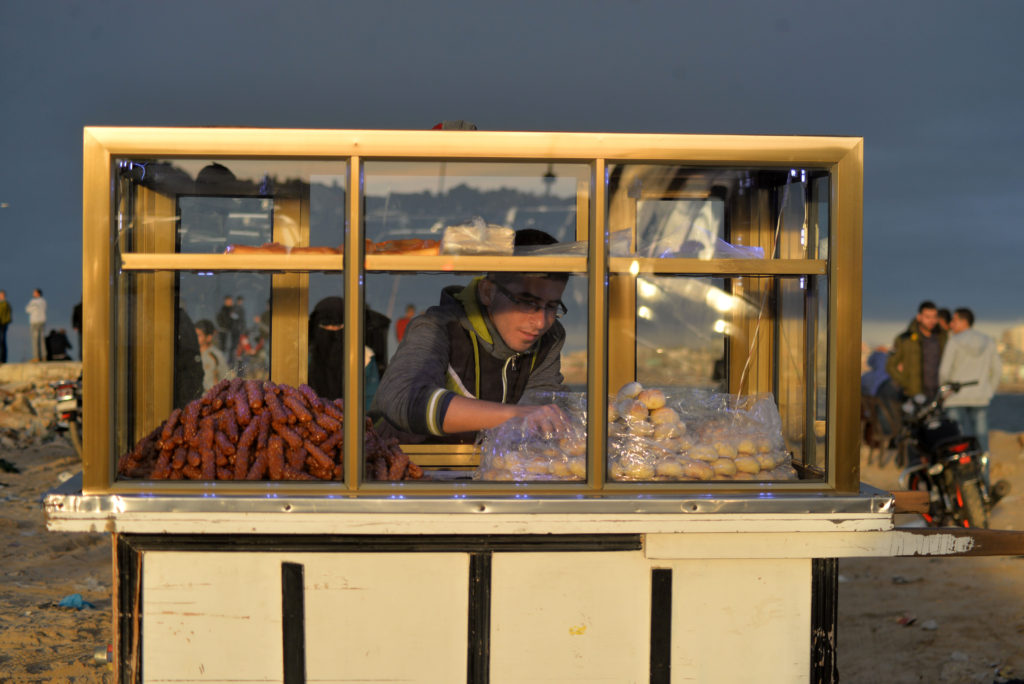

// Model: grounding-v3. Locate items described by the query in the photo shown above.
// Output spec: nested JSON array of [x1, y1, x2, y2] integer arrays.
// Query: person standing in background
[[886, 300, 947, 399], [25, 288, 47, 362], [194, 319, 229, 391], [939, 308, 1002, 480], [215, 295, 236, 361], [72, 300, 83, 360], [0, 290, 11, 363], [395, 303, 416, 343]]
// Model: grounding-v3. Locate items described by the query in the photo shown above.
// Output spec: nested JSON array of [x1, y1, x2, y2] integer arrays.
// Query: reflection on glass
[[636, 276, 730, 389], [607, 165, 830, 260], [363, 161, 587, 248], [307, 274, 390, 410], [177, 273, 272, 387], [115, 158, 346, 252], [614, 274, 823, 482]]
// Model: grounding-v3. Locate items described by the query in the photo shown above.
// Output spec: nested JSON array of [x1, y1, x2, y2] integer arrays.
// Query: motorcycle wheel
[[68, 421, 83, 461], [953, 476, 989, 529]]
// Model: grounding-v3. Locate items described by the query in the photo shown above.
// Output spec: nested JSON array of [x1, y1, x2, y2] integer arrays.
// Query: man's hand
[[517, 403, 570, 439]]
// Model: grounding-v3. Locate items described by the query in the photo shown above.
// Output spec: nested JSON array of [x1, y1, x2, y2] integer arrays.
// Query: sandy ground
[[0, 434, 1022, 682], [839, 430, 1024, 684], [0, 443, 112, 683]]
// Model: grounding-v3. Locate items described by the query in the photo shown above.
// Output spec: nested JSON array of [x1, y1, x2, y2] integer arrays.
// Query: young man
[[939, 307, 1002, 458], [371, 231, 568, 444], [194, 319, 229, 391], [886, 300, 947, 399]]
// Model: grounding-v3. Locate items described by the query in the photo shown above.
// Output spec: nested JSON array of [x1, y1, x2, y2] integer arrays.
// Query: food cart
[[44, 127, 975, 682]]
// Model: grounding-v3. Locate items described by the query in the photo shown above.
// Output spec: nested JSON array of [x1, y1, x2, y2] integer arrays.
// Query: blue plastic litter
[[57, 593, 96, 610]]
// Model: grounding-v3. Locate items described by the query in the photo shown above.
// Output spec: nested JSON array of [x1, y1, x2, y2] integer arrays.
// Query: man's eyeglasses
[[489, 279, 567, 319]]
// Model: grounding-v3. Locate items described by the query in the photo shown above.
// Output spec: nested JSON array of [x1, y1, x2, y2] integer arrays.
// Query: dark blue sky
[[2, 0, 1023, 356]]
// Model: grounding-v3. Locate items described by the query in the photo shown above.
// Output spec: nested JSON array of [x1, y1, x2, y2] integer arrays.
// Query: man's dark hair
[[195, 319, 216, 336], [490, 228, 569, 285], [34, 288, 43, 296], [918, 300, 937, 313], [954, 307, 975, 327], [937, 308, 951, 325]]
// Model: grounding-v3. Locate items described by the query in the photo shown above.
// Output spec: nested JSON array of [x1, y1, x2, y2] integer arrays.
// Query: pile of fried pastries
[[117, 379, 422, 482]]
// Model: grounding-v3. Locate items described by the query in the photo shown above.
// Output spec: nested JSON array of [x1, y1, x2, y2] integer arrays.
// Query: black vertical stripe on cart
[[810, 558, 838, 684], [281, 562, 307, 684], [467, 552, 492, 683], [649, 568, 672, 684], [116, 534, 143, 684]]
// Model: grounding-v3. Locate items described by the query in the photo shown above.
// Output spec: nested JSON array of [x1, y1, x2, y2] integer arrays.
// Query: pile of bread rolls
[[475, 383, 797, 483], [608, 381, 797, 481], [475, 425, 587, 481]]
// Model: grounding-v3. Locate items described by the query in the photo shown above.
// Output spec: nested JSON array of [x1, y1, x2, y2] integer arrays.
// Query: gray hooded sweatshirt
[[938, 327, 1002, 407]]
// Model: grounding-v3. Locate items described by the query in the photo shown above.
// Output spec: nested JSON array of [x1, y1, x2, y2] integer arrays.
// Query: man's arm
[[988, 340, 1003, 390], [442, 396, 567, 435], [885, 336, 907, 388]]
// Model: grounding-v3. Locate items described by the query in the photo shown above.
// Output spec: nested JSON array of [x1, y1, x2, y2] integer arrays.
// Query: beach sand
[[0, 434, 1022, 682]]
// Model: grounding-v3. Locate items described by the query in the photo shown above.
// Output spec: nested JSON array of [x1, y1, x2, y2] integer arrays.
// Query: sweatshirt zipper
[[502, 354, 521, 403]]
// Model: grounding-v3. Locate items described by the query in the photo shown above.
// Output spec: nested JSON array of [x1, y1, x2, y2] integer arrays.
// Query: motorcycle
[[51, 377, 82, 459], [896, 381, 1010, 528]]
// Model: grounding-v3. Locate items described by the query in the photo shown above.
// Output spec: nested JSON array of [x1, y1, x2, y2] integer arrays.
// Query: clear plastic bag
[[440, 217, 515, 255], [607, 383, 796, 482], [474, 390, 588, 481], [511, 229, 634, 257], [473, 386, 796, 482]]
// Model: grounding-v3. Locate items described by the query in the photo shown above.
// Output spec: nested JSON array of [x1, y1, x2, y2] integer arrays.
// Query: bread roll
[[690, 445, 717, 462], [714, 441, 737, 459], [734, 455, 760, 474], [568, 458, 586, 479], [628, 420, 655, 438], [682, 459, 714, 480], [626, 461, 656, 480], [637, 389, 666, 410], [616, 381, 644, 400], [655, 459, 684, 479], [649, 407, 680, 425], [616, 398, 649, 423], [653, 421, 682, 441], [711, 458, 738, 477]]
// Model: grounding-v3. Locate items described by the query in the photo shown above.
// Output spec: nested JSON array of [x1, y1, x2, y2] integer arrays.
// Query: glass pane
[[363, 161, 588, 252], [115, 158, 347, 253], [607, 165, 830, 259], [367, 269, 587, 483], [608, 275, 818, 483], [307, 272, 388, 411]]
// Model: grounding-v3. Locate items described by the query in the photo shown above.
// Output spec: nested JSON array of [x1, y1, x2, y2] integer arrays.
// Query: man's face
[[479, 276, 567, 353], [917, 308, 938, 333], [950, 313, 970, 334]]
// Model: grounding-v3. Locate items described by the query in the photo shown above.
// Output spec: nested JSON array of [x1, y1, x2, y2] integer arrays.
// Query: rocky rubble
[[0, 362, 81, 450]]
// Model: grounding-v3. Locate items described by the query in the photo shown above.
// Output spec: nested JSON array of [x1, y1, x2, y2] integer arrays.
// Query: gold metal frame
[[82, 128, 862, 494]]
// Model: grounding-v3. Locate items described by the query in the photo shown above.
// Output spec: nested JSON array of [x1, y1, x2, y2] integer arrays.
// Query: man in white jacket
[[938, 308, 1001, 466]]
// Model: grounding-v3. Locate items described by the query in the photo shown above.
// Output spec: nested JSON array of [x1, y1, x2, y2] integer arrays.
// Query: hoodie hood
[[953, 328, 993, 356]]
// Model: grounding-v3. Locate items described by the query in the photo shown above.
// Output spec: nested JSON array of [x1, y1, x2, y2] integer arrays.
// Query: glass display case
[[81, 128, 862, 495]]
